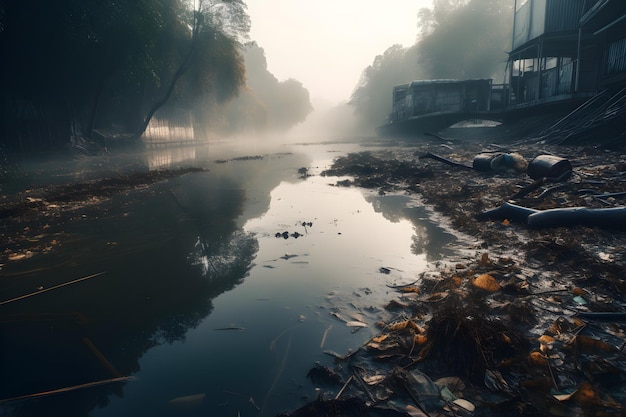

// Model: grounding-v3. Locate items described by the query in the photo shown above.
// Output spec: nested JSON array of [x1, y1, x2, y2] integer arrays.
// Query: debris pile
[[283, 252, 626, 417], [300, 138, 626, 416]]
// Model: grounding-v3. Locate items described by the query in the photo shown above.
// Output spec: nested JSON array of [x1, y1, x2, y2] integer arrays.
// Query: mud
[[0, 167, 205, 263]]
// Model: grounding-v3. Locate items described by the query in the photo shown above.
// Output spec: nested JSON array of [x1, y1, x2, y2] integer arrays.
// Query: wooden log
[[0, 376, 134, 404], [82, 337, 123, 378], [0, 272, 105, 306]]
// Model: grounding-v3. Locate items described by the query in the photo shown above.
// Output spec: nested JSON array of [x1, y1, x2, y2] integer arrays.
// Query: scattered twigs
[[513, 170, 572, 199], [513, 177, 546, 199], [334, 375, 354, 400], [350, 366, 376, 404], [0, 376, 134, 404], [546, 356, 560, 392], [320, 324, 332, 349], [418, 152, 473, 170], [0, 272, 106, 307], [535, 184, 570, 200], [386, 276, 421, 289]]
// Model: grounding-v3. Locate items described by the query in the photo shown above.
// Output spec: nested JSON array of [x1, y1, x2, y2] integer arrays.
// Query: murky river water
[[0, 138, 458, 417]]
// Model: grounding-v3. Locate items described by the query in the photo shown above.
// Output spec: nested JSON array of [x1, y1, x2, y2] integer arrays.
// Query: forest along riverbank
[[280, 135, 626, 416]]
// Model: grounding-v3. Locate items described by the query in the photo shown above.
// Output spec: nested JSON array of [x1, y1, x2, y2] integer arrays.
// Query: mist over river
[[0, 138, 458, 417]]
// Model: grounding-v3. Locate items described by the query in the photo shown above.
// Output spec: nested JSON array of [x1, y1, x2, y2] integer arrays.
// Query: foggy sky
[[245, 0, 433, 105]]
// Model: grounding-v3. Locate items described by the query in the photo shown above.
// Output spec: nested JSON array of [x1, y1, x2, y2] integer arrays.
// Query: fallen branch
[[418, 152, 473, 170], [0, 376, 134, 404], [334, 375, 354, 400], [0, 272, 106, 306]]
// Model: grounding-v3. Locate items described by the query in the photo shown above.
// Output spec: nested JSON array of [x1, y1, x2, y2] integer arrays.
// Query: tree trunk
[[134, 8, 203, 139]]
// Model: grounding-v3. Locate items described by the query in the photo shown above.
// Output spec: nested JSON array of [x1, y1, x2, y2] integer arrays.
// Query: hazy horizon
[[245, 0, 433, 105]]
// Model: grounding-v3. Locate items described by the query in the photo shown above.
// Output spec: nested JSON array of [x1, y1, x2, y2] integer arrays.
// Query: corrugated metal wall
[[545, 0, 587, 32], [513, 0, 593, 50]]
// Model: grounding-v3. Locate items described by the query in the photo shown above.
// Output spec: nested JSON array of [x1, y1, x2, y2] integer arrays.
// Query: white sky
[[245, 0, 433, 105]]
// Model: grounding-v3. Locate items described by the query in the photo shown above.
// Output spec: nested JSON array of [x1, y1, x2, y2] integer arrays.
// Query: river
[[0, 138, 458, 417]]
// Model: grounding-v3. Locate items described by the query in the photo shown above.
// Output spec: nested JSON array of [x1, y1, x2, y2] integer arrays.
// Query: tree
[[213, 42, 313, 135], [136, 0, 250, 139], [350, 44, 424, 129], [349, 0, 512, 129], [0, 0, 249, 151]]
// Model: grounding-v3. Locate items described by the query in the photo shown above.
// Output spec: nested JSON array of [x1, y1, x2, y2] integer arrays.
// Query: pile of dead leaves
[[283, 252, 626, 417]]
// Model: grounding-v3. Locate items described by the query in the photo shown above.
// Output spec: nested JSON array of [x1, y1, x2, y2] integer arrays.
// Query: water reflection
[[0, 141, 460, 417], [146, 145, 197, 170], [365, 194, 457, 261], [0, 145, 310, 417]]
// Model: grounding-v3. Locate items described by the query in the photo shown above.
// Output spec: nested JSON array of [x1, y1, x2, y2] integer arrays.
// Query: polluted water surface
[[0, 141, 457, 417]]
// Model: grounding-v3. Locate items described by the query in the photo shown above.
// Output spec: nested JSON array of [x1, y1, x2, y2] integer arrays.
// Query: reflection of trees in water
[[410, 223, 431, 258], [366, 194, 455, 261], [192, 230, 259, 281], [3, 181, 260, 417]]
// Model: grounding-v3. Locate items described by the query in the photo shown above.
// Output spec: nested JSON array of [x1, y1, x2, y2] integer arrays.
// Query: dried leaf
[[434, 376, 466, 392], [346, 321, 368, 328], [479, 252, 491, 266], [569, 335, 615, 353], [8, 253, 28, 261], [553, 382, 598, 405], [400, 286, 420, 294], [362, 374, 386, 385], [472, 274, 500, 292], [572, 287, 586, 296], [372, 334, 389, 343], [538, 335, 555, 345], [405, 404, 428, 417], [414, 334, 428, 345], [387, 320, 423, 332], [453, 398, 475, 412], [528, 351, 548, 367], [419, 291, 449, 303]]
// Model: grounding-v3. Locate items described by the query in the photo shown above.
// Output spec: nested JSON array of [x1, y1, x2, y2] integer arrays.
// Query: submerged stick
[[0, 376, 134, 404], [82, 337, 123, 378], [320, 324, 333, 349], [335, 375, 354, 400], [0, 272, 106, 306]]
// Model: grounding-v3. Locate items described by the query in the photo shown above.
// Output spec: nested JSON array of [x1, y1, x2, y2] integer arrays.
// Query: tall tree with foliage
[[212, 42, 313, 135], [0, 0, 249, 151]]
